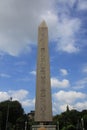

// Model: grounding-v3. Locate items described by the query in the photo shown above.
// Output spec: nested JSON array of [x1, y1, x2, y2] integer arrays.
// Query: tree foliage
[[0, 100, 24, 130], [53, 109, 87, 130]]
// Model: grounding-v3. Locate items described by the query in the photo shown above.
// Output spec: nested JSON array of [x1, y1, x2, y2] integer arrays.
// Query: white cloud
[[53, 90, 86, 104], [59, 104, 73, 112], [30, 71, 36, 76], [15, 61, 27, 66], [8, 89, 29, 100], [60, 69, 68, 76], [41, 10, 81, 53], [0, 73, 11, 78], [0, 0, 53, 56], [82, 65, 87, 73], [0, 0, 82, 56], [51, 77, 70, 88], [52, 90, 87, 114], [53, 0, 81, 53], [0, 92, 9, 101], [56, 0, 76, 5], [56, 18, 80, 53], [75, 101, 87, 111], [77, 0, 87, 10], [78, 77, 87, 85], [56, 0, 87, 11], [74, 77, 87, 89], [22, 99, 35, 107]]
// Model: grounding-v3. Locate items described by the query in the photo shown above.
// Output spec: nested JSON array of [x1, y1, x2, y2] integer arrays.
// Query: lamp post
[[25, 121, 27, 130], [81, 118, 84, 130], [5, 97, 12, 130], [57, 121, 59, 130]]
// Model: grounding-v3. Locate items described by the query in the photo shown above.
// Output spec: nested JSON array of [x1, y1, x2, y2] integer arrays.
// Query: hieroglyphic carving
[[35, 21, 52, 122], [39, 45, 46, 116], [39, 28, 47, 45]]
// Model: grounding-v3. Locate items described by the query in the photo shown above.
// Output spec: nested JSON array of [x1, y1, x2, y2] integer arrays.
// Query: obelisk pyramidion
[[35, 20, 52, 122]]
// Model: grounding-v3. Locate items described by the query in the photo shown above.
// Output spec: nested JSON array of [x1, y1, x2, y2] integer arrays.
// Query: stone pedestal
[[38, 126, 46, 130], [32, 124, 56, 130]]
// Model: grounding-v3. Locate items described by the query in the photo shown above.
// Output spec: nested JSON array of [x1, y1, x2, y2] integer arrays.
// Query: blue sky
[[0, 0, 87, 115]]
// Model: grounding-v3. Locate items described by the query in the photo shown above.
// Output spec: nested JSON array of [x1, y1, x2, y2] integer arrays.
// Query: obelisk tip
[[39, 20, 47, 27]]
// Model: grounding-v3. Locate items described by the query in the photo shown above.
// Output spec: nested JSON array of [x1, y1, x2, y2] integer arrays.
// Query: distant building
[[28, 111, 35, 120]]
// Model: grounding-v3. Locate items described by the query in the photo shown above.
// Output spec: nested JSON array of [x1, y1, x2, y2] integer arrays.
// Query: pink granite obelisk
[[35, 21, 52, 122]]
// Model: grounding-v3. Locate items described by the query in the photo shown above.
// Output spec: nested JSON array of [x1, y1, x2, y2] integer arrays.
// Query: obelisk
[[35, 20, 52, 122]]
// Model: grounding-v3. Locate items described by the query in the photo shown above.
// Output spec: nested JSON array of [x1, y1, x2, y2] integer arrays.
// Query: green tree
[[8, 100, 24, 125], [0, 111, 2, 130], [53, 109, 80, 130], [83, 114, 87, 129], [61, 126, 67, 130], [0, 100, 24, 130], [80, 110, 87, 129], [67, 124, 76, 130]]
